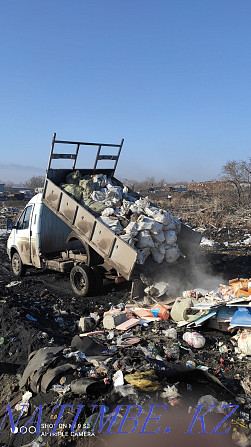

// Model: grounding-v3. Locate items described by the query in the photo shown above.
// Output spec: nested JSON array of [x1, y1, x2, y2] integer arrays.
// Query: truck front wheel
[[11, 252, 27, 277], [70, 264, 94, 297]]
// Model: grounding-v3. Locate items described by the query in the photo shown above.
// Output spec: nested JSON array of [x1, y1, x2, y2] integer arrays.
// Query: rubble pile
[[61, 172, 182, 265]]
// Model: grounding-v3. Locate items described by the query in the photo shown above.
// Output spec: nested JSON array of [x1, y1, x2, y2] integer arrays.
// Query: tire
[[70, 264, 95, 297], [11, 252, 27, 277]]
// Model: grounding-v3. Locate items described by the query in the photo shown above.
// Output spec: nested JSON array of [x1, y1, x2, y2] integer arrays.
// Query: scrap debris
[[0, 198, 251, 446]]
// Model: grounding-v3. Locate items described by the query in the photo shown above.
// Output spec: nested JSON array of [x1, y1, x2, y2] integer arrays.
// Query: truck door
[[15, 205, 33, 265]]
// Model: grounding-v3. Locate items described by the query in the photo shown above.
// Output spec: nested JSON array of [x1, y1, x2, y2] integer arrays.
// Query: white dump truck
[[7, 133, 201, 297]]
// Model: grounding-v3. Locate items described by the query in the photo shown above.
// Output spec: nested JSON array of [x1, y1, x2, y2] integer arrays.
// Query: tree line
[[2, 157, 250, 206]]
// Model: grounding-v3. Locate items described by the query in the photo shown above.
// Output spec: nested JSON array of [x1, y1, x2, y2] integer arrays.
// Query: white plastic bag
[[238, 332, 251, 355], [134, 197, 150, 209], [162, 328, 177, 339], [164, 230, 177, 246], [120, 234, 137, 247], [106, 183, 123, 199], [165, 245, 180, 263], [150, 209, 172, 225], [137, 216, 163, 235], [91, 190, 106, 202], [101, 207, 115, 217], [124, 221, 138, 237], [129, 204, 141, 214], [136, 230, 155, 249], [152, 230, 165, 243], [100, 216, 122, 234], [166, 219, 175, 230], [136, 247, 151, 264], [120, 199, 131, 214], [144, 206, 159, 217], [183, 332, 205, 348], [92, 174, 108, 187], [150, 247, 165, 263], [136, 216, 155, 231]]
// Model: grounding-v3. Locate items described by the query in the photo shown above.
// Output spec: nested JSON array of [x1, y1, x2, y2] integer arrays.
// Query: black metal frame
[[46, 132, 124, 175]]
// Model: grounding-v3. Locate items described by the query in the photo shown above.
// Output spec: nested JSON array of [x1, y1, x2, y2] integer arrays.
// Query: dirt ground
[[0, 196, 250, 447]]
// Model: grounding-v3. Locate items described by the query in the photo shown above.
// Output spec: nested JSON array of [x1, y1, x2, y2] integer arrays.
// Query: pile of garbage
[[0, 274, 248, 446], [61, 171, 182, 265], [177, 278, 251, 334]]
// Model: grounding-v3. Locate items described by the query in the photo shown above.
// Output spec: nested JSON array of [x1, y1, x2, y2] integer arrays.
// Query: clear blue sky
[[0, 0, 250, 184]]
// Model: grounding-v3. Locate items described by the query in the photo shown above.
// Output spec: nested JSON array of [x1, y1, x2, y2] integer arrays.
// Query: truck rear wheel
[[11, 252, 27, 277], [70, 264, 94, 297]]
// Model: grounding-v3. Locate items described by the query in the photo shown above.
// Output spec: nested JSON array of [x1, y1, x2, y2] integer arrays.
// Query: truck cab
[[7, 193, 76, 276]]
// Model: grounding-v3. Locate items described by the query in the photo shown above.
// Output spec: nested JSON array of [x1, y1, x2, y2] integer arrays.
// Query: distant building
[[0, 184, 5, 193]]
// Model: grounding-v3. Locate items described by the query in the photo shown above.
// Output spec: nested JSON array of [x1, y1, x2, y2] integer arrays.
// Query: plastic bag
[[183, 332, 205, 348], [113, 370, 124, 387], [134, 197, 150, 209], [79, 178, 97, 198], [120, 234, 137, 247], [161, 385, 179, 400], [150, 209, 172, 225], [136, 230, 155, 249], [162, 328, 177, 339], [136, 216, 155, 231], [91, 190, 106, 202], [130, 204, 141, 214], [144, 206, 159, 217], [101, 207, 115, 217], [61, 184, 83, 202], [120, 199, 131, 215], [164, 230, 177, 246], [115, 384, 138, 397], [152, 230, 165, 243], [136, 247, 151, 264], [137, 216, 163, 234], [82, 198, 106, 215], [92, 174, 108, 187], [100, 217, 122, 233], [124, 221, 138, 237], [66, 170, 81, 185], [165, 217, 181, 233], [165, 245, 180, 263], [238, 332, 251, 355], [150, 246, 165, 263], [106, 183, 123, 200], [104, 198, 121, 208], [124, 370, 160, 392]]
